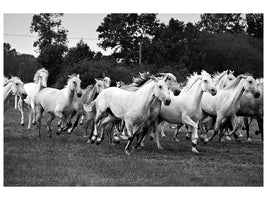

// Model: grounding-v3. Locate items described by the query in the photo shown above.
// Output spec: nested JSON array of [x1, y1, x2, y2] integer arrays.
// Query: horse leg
[[79, 115, 85, 125], [54, 111, 66, 135], [243, 117, 251, 142], [182, 114, 199, 153], [27, 106, 33, 130], [46, 113, 55, 138], [134, 121, 154, 149], [31, 101, 37, 125], [198, 113, 209, 142], [227, 116, 241, 142], [206, 115, 224, 143], [256, 117, 263, 141], [36, 105, 44, 138], [66, 110, 79, 134], [18, 98, 25, 126], [173, 123, 183, 141], [124, 122, 135, 155], [96, 115, 117, 145], [155, 121, 164, 150]]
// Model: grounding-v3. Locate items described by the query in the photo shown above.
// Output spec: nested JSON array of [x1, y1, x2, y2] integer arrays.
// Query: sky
[[4, 14, 200, 57]]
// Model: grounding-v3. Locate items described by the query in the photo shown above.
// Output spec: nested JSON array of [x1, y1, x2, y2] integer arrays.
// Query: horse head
[[201, 71, 217, 96], [151, 76, 171, 106], [68, 74, 82, 97], [10, 77, 27, 99]]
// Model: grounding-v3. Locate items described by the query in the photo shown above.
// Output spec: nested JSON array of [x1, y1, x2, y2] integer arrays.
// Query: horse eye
[[204, 80, 208, 83], [229, 78, 232, 81], [15, 83, 19, 85], [249, 81, 253, 84], [159, 85, 162, 89]]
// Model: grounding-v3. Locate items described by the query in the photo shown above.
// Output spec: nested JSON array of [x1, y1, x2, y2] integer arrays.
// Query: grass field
[[4, 101, 263, 186]]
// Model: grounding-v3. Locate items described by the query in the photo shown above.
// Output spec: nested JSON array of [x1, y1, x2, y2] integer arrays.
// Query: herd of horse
[[3, 68, 263, 155]]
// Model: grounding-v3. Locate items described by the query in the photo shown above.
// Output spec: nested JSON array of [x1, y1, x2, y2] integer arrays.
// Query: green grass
[[4, 102, 263, 186]]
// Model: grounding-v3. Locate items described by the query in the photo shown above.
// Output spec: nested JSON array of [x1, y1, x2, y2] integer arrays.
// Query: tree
[[246, 14, 263, 39], [64, 40, 95, 67], [30, 13, 68, 85], [199, 14, 245, 33], [97, 14, 160, 63]]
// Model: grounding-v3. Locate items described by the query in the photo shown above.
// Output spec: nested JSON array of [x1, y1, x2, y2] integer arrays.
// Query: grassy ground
[[4, 101, 263, 186]]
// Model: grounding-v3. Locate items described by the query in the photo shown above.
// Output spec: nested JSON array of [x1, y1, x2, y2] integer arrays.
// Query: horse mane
[[182, 72, 202, 92], [132, 72, 152, 87], [223, 74, 248, 90], [33, 68, 49, 83], [213, 70, 228, 86]]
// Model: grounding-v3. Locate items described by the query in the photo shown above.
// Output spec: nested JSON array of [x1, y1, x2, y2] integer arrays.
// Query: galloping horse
[[4, 76, 27, 111], [154, 70, 217, 153], [34, 74, 82, 138], [200, 74, 260, 143], [236, 77, 263, 141], [66, 78, 107, 134], [17, 68, 49, 128], [89, 76, 172, 155]]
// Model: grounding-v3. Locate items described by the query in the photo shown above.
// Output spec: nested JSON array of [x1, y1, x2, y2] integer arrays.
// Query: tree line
[[4, 13, 263, 88]]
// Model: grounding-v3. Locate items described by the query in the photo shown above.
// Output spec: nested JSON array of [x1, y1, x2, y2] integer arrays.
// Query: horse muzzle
[[173, 89, 181, 96], [211, 88, 217, 96], [21, 93, 27, 99], [254, 91, 260, 98], [77, 92, 82, 98], [164, 99, 171, 106]]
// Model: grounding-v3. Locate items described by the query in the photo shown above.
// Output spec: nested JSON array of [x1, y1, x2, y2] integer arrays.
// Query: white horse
[[35, 74, 82, 138], [65, 78, 107, 134], [200, 74, 260, 143], [4, 77, 27, 111], [234, 77, 263, 141], [161, 70, 236, 140], [90, 76, 171, 155], [16, 68, 49, 128], [154, 70, 217, 153], [4, 76, 9, 86]]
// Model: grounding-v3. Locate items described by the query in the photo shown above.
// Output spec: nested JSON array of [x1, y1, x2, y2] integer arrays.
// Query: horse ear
[[164, 75, 169, 82], [227, 70, 230, 75], [68, 75, 72, 78], [95, 78, 99, 82], [103, 73, 106, 78], [150, 75, 158, 81], [77, 74, 80, 78]]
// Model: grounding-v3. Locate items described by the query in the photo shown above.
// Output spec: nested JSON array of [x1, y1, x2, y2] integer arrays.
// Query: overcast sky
[[4, 14, 200, 57]]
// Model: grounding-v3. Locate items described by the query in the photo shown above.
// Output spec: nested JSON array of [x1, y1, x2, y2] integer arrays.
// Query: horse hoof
[[21, 123, 25, 126], [56, 128, 61, 135], [67, 129, 72, 134], [32, 121, 36, 125], [239, 133, 244, 138], [174, 138, 180, 142], [235, 139, 241, 143], [158, 146, 164, 150], [247, 138, 252, 142], [125, 150, 131, 155], [186, 134, 190, 140], [204, 139, 209, 144], [225, 136, 232, 141], [255, 130, 260, 135], [79, 121, 84, 125], [192, 147, 199, 154]]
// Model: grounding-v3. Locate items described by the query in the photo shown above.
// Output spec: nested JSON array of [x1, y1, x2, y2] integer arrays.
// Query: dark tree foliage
[[4, 43, 38, 82], [199, 14, 245, 33], [246, 14, 263, 39], [30, 13, 68, 86], [64, 40, 95, 68], [97, 14, 160, 63]]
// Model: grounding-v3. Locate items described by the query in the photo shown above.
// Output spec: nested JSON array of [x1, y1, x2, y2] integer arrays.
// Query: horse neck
[[4, 82, 13, 104], [229, 79, 246, 106], [86, 84, 98, 102], [216, 76, 227, 89], [36, 78, 43, 91], [63, 84, 75, 102], [135, 81, 157, 110], [186, 80, 204, 108]]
